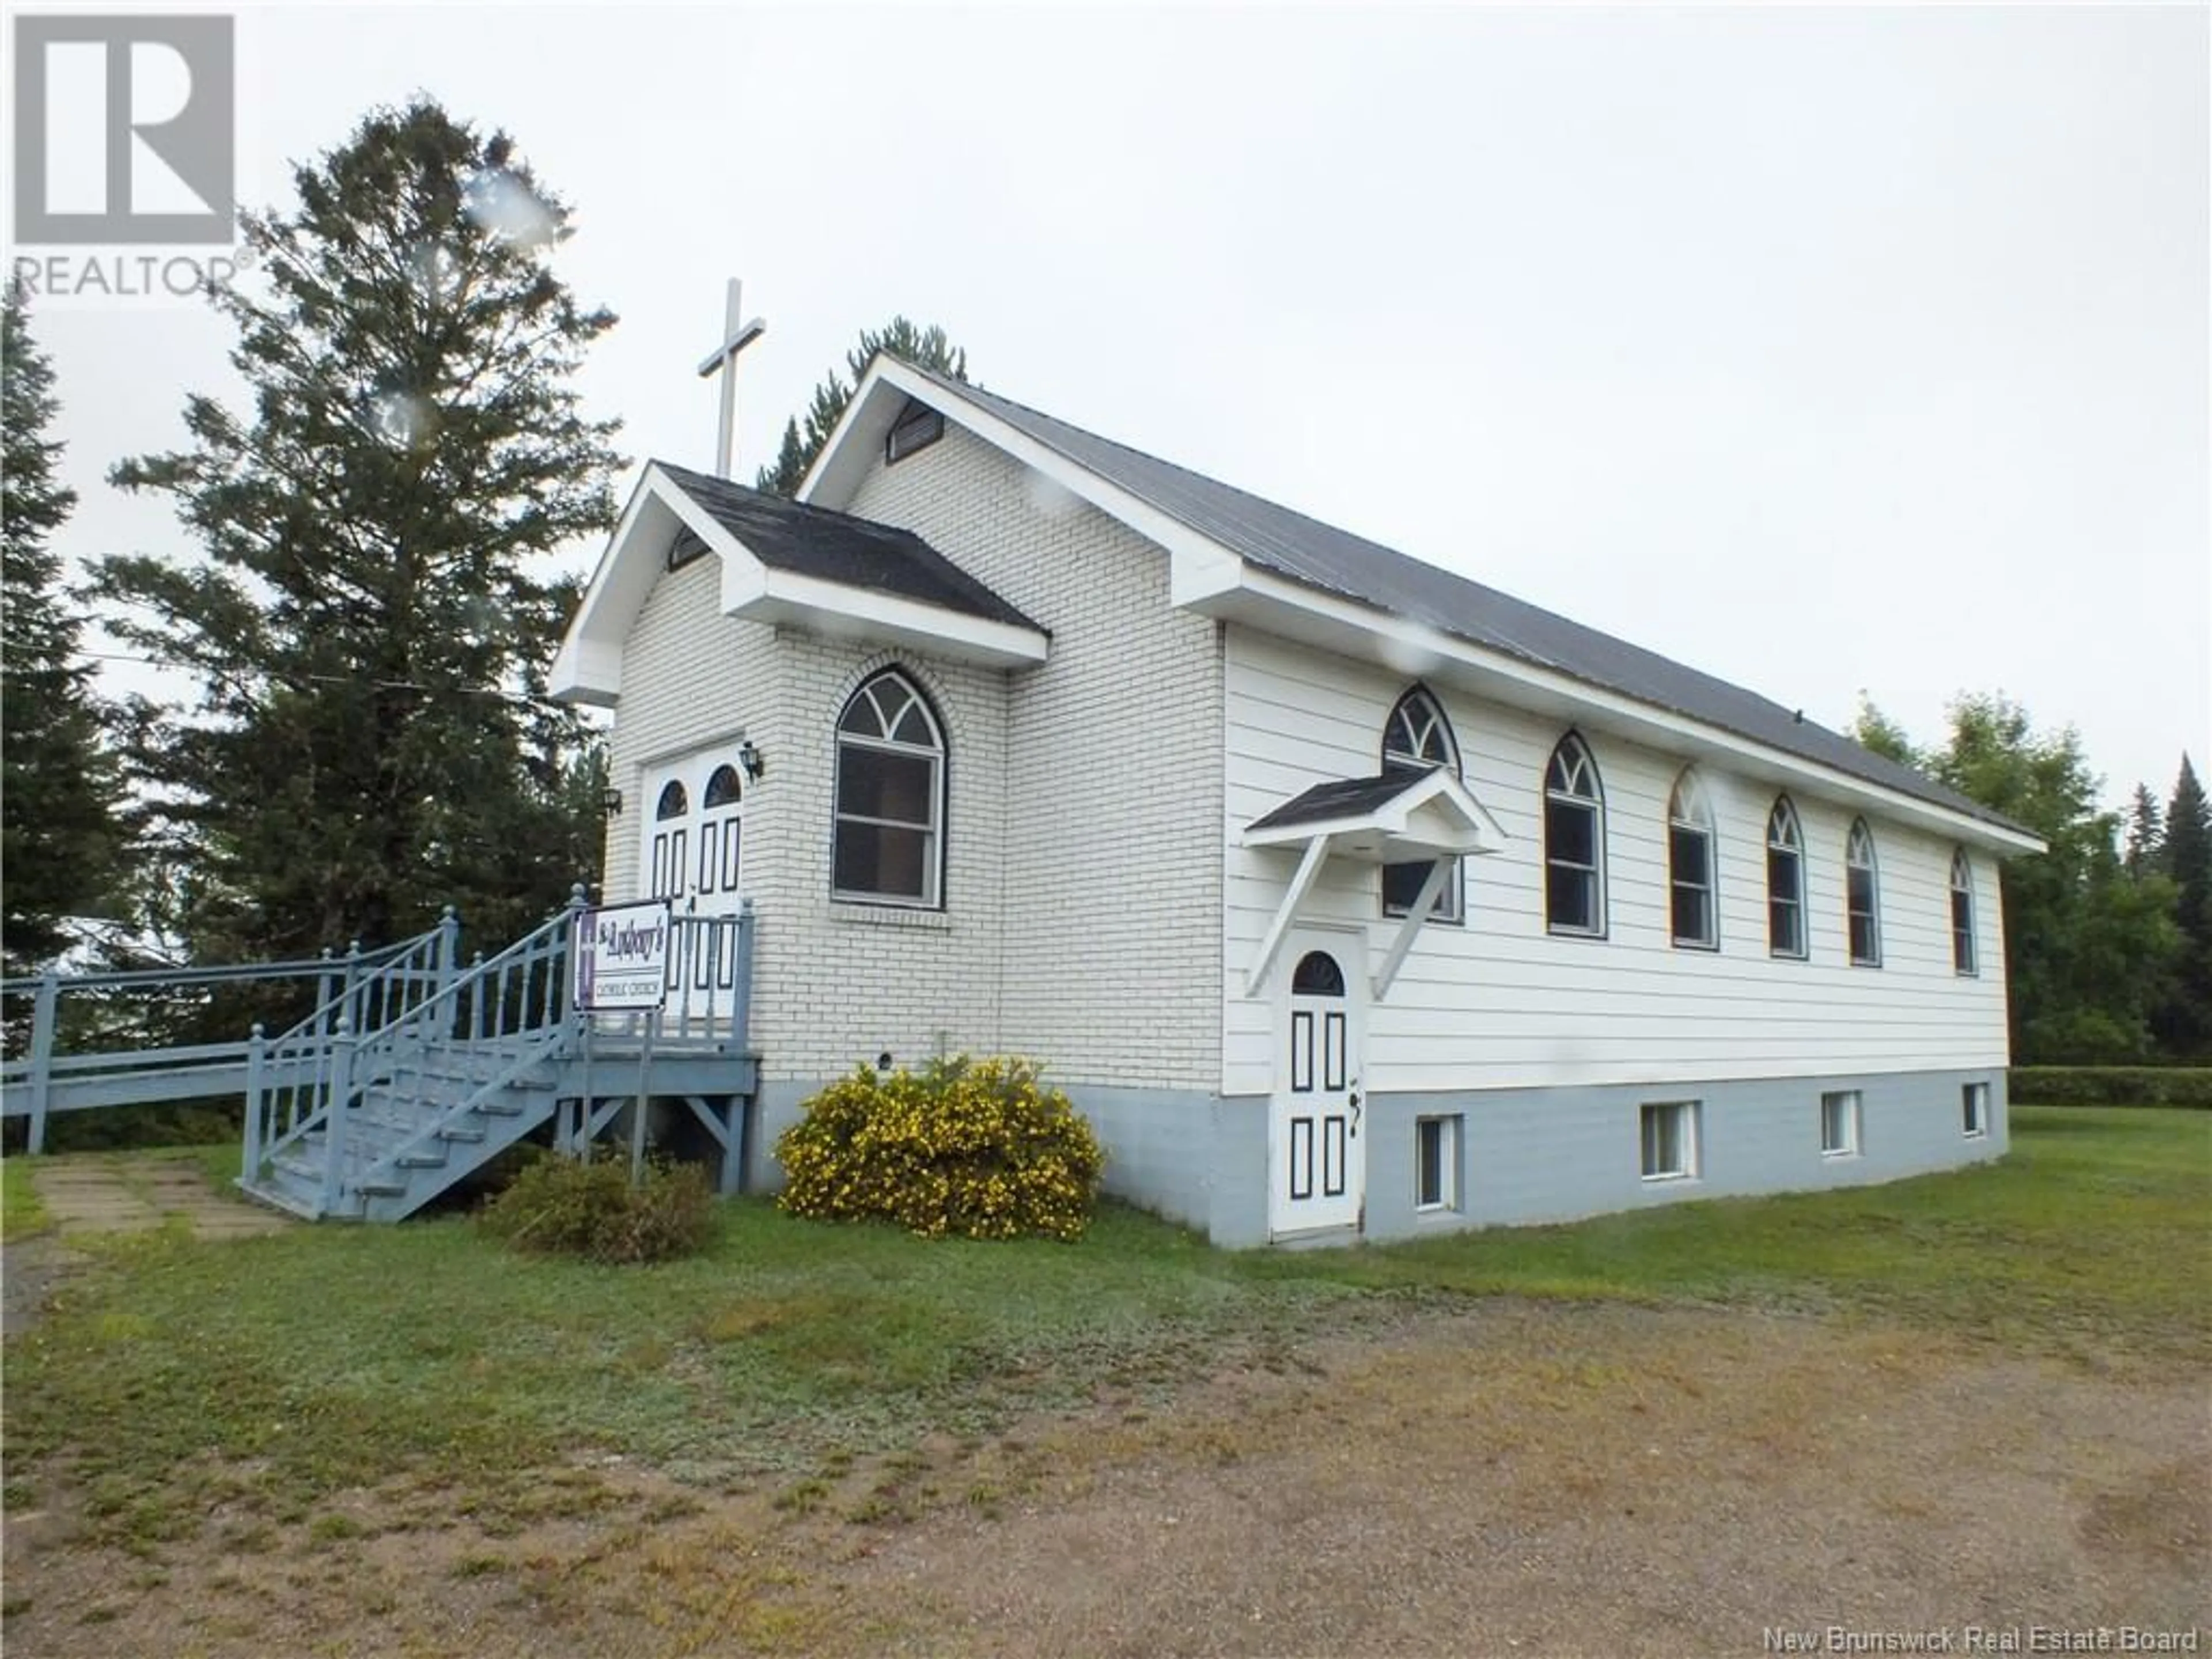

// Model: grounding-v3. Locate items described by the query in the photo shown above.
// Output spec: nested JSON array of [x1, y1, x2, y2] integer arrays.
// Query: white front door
[[639, 751, 747, 1010], [1270, 935, 1365, 1236]]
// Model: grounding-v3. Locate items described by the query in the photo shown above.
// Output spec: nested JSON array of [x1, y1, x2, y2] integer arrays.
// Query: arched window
[[1668, 770, 1717, 949], [1846, 819, 1881, 967], [1291, 950, 1346, 996], [1767, 797, 1806, 959], [649, 779, 690, 900], [703, 764, 743, 808], [1381, 687, 1463, 923], [1544, 734, 1605, 935], [834, 669, 945, 907], [1950, 849, 1977, 975]]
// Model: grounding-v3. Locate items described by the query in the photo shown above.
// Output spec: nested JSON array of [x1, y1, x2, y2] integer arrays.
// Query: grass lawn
[[2, 1153, 50, 1241], [5, 1104, 2206, 1551]]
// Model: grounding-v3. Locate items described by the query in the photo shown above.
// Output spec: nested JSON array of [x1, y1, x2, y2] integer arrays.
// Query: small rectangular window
[[1820, 1090, 1861, 1158], [1640, 1101, 1699, 1181], [1961, 1082, 1988, 1139], [1415, 1115, 1460, 1212]]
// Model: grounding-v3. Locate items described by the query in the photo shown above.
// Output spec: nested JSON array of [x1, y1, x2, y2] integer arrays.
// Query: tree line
[[2, 95, 2203, 1073], [1851, 696, 2209, 1064]]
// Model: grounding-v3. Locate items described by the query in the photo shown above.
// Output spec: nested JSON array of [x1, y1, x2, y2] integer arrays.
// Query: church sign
[[573, 899, 672, 1012]]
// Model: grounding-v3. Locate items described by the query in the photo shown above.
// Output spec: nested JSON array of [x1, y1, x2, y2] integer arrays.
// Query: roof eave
[[1196, 564, 2045, 857]]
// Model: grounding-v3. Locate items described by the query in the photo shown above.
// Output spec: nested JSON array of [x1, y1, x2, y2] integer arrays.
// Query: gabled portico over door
[[1240, 767, 1507, 1240], [1241, 767, 1508, 1001]]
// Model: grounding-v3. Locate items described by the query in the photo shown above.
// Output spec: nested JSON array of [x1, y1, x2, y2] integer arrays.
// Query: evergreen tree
[[93, 100, 622, 965], [2123, 782, 2166, 875], [1927, 694, 2177, 1062], [755, 317, 968, 497], [2, 280, 126, 977], [2154, 755, 2212, 1055]]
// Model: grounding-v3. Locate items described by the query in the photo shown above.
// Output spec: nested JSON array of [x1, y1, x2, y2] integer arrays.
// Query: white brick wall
[[606, 425, 1223, 1091], [746, 640, 1007, 1078], [846, 426, 1224, 1090]]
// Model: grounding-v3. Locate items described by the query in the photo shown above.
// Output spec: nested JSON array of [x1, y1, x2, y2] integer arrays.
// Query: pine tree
[[2, 280, 126, 977], [2123, 782, 2166, 875], [755, 317, 968, 497], [93, 100, 622, 965], [2154, 754, 2211, 1055]]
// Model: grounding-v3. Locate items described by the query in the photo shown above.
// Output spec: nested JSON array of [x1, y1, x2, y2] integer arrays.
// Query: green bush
[[2009, 1066, 2212, 1108], [478, 1150, 714, 1263], [775, 1056, 1105, 1242]]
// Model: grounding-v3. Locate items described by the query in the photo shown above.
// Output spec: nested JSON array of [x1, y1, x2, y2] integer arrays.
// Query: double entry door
[[638, 748, 747, 1012]]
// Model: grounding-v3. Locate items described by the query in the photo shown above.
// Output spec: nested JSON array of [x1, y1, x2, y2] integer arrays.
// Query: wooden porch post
[[25, 970, 58, 1155], [321, 1015, 354, 1218], [241, 1023, 266, 1183]]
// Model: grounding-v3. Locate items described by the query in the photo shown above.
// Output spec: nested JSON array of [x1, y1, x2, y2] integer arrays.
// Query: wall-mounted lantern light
[[600, 787, 623, 817], [738, 739, 765, 782]]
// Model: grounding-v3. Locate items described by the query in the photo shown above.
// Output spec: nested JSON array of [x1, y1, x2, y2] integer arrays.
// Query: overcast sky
[[20, 2, 2210, 812]]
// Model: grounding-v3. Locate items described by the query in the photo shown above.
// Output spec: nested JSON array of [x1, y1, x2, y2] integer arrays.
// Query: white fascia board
[[549, 464, 764, 705], [726, 565, 1050, 669], [548, 468, 670, 703], [1205, 568, 2045, 857]]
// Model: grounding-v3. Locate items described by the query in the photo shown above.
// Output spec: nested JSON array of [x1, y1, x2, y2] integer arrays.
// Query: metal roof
[[896, 365, 2024, 836], [655, 460, 1040, 633]]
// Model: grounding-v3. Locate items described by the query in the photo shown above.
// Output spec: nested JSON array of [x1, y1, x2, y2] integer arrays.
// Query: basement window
[[1640, 1101, 1700, 1182], [1961, 1082, 1988, 1139], [886, 399, 945, 465], [1415, 1115, 1461, 1213], [1820, 1090, 1862, 1158]]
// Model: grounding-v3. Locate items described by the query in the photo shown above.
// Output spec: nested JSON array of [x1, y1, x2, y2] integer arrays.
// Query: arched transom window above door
[[1380, 687, 1463, 923], [834, 669, 946, 908]]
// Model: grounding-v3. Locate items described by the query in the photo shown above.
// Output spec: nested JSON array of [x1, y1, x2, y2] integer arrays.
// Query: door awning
[[1240, 768, 1509, 1000], [1244, 767, 1507, 861]]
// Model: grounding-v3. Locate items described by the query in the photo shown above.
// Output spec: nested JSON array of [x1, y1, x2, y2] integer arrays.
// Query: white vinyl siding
[[1221, 627, 2013, 1099]]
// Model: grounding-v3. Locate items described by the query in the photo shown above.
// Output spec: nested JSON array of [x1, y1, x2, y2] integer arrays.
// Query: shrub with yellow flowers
[[775, 1056, 1106, 1241]]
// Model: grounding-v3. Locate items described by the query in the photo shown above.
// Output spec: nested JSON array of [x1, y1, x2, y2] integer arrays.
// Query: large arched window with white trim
[[833, 669, 945, 907], [1381, 686, 1462, 922], [1845, 818, 1881, 967], [1950, 849, 1977, 975], [1668, 770, 1717, 949], [1767, 797, 1806, 959], [1544, 734, 1605, 936]]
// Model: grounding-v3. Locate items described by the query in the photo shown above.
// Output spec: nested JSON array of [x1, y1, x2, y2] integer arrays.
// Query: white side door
[[1270, 935, 1365, 1236]]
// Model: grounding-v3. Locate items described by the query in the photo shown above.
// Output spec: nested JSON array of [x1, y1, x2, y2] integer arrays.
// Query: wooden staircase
[[233, 892, 756, 1221]]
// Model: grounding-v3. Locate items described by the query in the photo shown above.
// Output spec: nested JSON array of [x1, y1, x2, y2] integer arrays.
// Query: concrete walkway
[[27, 1150, 290, 1241]]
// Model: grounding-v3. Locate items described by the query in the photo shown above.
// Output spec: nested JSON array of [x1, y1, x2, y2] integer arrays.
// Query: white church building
[[550, 351, 2041, 1248]]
